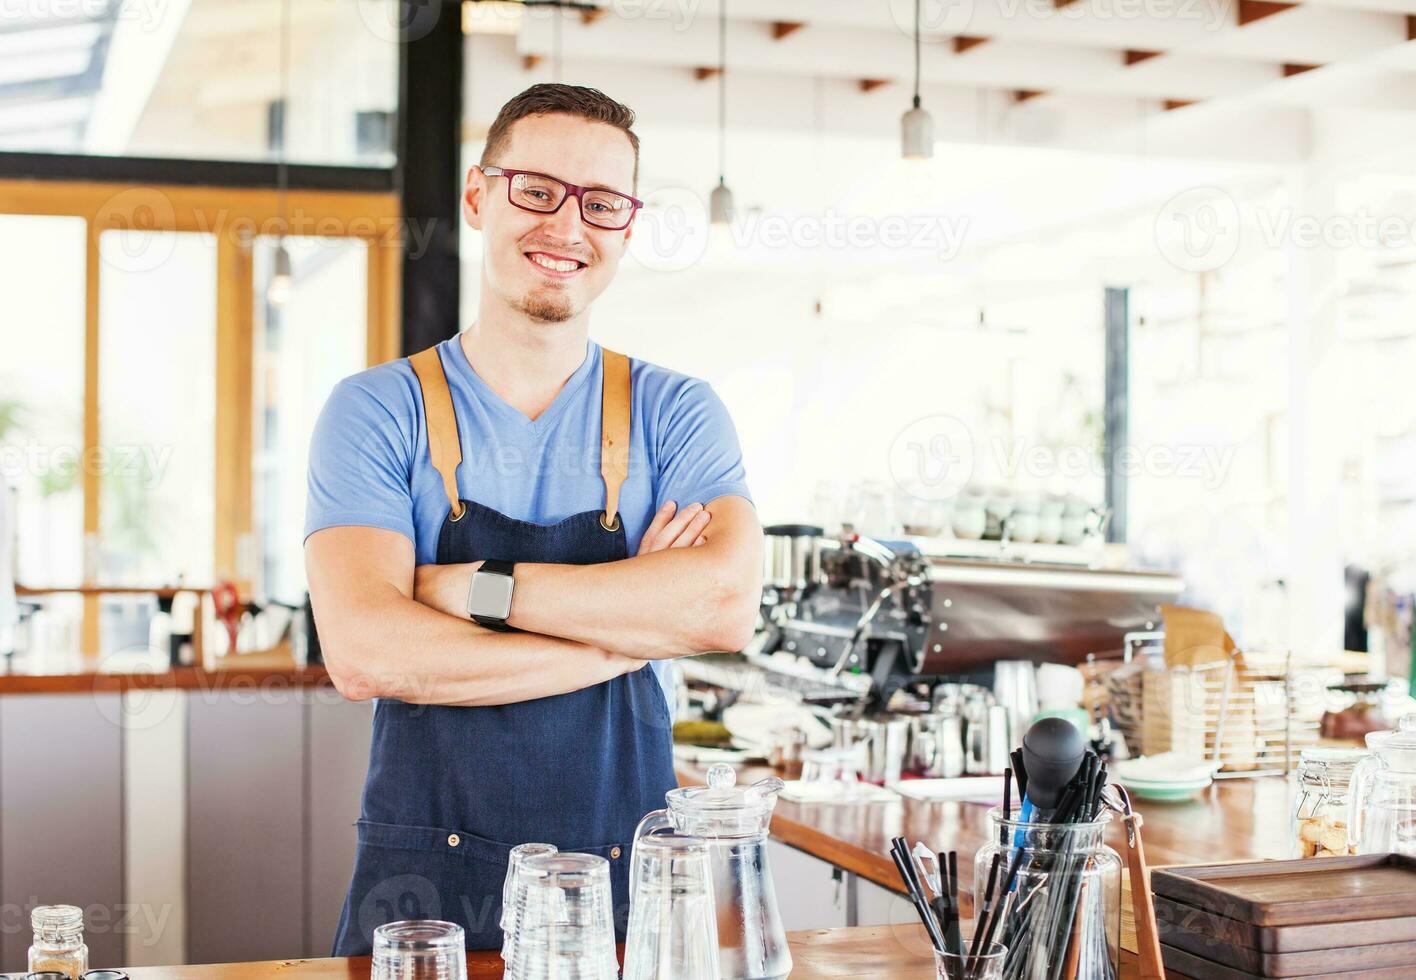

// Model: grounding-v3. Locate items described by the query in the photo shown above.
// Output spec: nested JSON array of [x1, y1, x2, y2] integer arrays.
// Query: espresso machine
[[748, 524, 1184, 707]]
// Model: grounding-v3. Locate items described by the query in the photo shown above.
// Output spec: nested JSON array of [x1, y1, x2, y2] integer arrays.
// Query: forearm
[[312, 581, 633, 706], [510, 549, 758, 659]]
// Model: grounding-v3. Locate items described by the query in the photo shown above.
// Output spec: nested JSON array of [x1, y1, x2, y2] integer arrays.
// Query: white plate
[[889, 776, 1006, 804]]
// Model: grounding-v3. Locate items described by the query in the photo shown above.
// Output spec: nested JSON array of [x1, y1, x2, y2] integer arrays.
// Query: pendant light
[[901, 0, 933, 160], [267, 0, 293, 307], [708, 0, 733, 224]]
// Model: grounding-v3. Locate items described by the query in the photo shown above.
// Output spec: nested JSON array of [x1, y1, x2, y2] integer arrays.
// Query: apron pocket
[[336, 820, 514, 954]]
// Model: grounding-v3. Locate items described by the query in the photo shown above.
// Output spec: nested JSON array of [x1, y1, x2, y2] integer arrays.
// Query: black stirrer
[[890, 839, 944, 952], [945, 851, 961, 954], [1001, 767, 1013, 847], [968, 852, 1003, 961]]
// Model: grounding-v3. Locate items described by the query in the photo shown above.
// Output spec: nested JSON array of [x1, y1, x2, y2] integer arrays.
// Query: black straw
[[1001, 767, 1013, 847]]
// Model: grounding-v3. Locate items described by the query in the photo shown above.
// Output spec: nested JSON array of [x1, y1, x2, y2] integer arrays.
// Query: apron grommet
[[447, 833, 461, 847], [449, 503, 467, 523], [599, 511, 621, 532], [610, 846, 622, 860]]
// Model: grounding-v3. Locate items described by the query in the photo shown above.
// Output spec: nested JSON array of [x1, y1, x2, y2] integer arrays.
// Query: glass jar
[[28, 906, 88, 980], [974, 808, 1121, 980], [1293, 747, 1368, 858]]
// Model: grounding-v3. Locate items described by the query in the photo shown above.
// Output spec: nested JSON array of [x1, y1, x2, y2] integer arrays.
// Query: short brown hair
[[480, 83, 640, 189]]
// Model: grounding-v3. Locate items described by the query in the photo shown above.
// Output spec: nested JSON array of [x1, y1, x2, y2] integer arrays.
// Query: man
[[304, 83, 762, 955]]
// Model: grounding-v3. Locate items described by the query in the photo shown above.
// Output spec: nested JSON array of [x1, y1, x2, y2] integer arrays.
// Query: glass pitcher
[[635, 763, 791, 980], [1347, 714, 1416, 856]]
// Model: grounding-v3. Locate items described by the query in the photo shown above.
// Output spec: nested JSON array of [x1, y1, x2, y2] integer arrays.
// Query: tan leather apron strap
[[408, 346, 467, 522], [599, 349, 631, 532]]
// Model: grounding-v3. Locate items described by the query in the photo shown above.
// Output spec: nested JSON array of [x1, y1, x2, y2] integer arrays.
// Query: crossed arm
[[305, 496, 762, 707]]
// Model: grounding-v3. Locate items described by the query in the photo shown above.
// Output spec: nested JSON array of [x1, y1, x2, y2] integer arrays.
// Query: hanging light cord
[[553, 7, 562, 82], [913, 0, 922, 109], [277, 0, 290, 235], [717, 0, 727, 182]]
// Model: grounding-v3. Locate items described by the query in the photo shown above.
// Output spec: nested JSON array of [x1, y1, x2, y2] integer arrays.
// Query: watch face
[[469, 569, 515, 621]]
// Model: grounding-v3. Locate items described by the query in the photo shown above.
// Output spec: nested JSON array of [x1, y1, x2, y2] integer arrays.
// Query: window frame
[[0, 171, 401, 656]]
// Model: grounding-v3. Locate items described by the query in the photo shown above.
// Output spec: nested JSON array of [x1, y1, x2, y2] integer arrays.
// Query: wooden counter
[[118, 926, 1142, 979], [0, 660, 332, 695], [678, 762, 1295, 906]]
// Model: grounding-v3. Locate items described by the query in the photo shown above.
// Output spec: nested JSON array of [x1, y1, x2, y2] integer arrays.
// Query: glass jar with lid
[[974, 807, 1122, 979], [28, 905, 88, 979], [1293, 747, 1368, 858]]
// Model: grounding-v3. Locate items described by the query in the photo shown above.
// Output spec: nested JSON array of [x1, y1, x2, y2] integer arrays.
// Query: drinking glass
[[501, 842, 558, 965], [623, 833, 719, 980], [505, 853, 618, 980], [934, 942, 1006, 980], [371, 920, 467, 980]]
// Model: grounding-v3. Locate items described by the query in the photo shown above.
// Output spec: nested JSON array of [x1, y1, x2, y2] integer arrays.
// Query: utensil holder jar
[[974, 809, 1121, 980]]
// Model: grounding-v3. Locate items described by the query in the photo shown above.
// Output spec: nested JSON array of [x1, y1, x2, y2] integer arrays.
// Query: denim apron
[[330, 344, 677, 955]]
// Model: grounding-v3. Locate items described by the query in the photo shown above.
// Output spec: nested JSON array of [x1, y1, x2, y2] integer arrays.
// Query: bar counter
[[117, 926, 1143, 979], [677, 762, 1295, 905]]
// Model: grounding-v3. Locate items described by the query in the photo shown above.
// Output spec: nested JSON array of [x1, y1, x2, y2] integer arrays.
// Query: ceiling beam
[[954, 36, 988, 54], [1237, 1, 1297, 27], [771, 21, 804, 41], [1124, 50, 1161, 66], [859, 78, 890, 93]]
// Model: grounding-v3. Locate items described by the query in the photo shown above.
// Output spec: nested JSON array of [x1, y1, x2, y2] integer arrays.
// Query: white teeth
[[530, 253, 579, 273]]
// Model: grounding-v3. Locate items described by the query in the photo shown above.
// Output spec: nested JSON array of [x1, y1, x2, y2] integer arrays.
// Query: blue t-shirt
[[303, 336, 753, 707]]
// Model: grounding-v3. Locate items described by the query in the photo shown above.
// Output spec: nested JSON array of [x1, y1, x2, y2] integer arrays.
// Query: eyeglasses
[[482, 167, 642, 231]]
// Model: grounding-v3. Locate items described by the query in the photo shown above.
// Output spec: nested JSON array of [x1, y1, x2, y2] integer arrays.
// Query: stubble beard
[[513, 287, 577, 323]]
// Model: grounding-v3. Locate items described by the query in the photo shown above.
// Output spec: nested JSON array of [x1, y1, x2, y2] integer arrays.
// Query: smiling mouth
[[525, 250, 588, 277]]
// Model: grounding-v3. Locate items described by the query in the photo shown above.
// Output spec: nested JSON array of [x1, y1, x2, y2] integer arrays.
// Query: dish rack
[[1106, 633, 1323, 777]]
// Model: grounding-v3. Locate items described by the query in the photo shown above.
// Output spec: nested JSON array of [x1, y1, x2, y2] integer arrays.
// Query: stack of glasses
[[502, 853, 618, 980]]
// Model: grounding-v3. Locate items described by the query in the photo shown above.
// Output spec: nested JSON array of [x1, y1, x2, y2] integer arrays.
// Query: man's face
[[465, 113, 637, 324]]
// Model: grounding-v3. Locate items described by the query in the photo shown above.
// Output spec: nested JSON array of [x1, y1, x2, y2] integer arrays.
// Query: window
[[0, 215, 87, 586], [0, 0, 399, 166], [252, 236, 368, 604], [98, 230, 218, 586]]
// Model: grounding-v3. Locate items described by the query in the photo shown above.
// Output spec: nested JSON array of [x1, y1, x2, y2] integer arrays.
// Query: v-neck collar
[[443, 335, 598, 436]]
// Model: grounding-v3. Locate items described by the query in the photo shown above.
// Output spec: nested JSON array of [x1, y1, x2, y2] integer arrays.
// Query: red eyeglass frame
[[481, 166, 643, 231]]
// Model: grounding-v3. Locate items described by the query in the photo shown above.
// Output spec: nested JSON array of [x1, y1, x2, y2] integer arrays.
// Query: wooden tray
[[1155, 894, 1416, 953], [1161, 943, 1416, 980], [1161, 915, 1416, 976], [1151, 854, 1416, 926]]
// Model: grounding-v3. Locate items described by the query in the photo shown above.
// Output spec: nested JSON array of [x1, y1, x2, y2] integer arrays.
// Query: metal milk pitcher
[[634, 763, 791, 980]]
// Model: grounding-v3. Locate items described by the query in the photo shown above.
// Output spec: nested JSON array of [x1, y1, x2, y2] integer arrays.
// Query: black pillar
[[397, 0, 463, 355], [1103, 286, 1129, 543]]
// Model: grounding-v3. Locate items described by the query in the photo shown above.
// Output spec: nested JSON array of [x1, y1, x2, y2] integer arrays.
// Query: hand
[[636, 501, 710, 556], [413, 562, 479, 619]]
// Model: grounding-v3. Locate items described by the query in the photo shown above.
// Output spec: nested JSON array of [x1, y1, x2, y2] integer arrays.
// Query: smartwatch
[[467, 559, 516, 631]]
